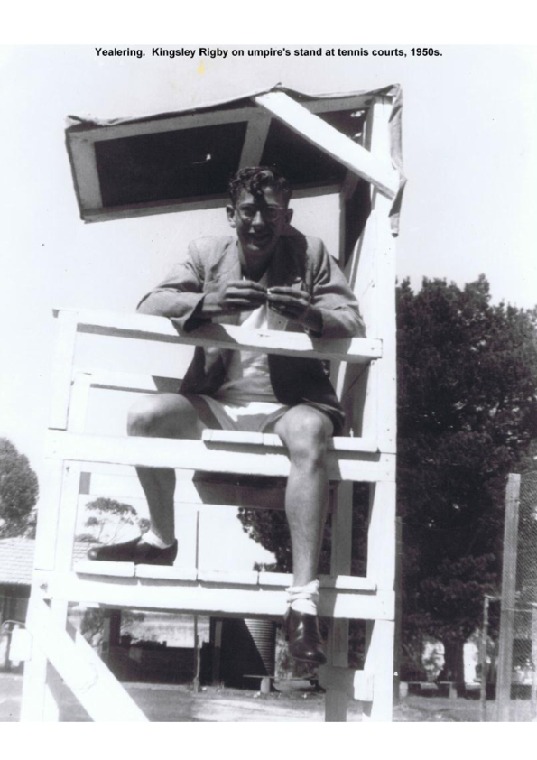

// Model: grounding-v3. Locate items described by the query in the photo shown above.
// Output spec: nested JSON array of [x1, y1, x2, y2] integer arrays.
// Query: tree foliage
[[76, 496, 142, 544], [397, 275, 537, 677], [237, 275, 537, 678], [0, 438, 39, 538]]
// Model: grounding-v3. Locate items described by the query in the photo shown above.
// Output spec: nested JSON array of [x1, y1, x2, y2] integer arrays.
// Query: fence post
[[495, 473, 521, 721]]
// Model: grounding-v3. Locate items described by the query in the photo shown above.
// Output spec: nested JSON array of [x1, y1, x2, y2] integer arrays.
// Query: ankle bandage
[[286, 579, 320, 615]]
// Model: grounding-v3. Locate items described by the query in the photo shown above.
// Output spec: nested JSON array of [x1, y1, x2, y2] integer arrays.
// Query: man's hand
[[266, 287, 322, 333], [201, 280, 267, 316]]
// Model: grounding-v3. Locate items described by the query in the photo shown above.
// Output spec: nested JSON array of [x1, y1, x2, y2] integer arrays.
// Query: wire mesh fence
[[490, 471, 537, 721], [510, 471, 537, 718]]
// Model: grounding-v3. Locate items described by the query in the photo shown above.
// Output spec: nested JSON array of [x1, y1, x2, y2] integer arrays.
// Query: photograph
[[0, 40, 536, 726]]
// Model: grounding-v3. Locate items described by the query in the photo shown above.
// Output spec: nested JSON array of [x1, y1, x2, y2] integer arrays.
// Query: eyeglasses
[[237, 205, 286, 223]]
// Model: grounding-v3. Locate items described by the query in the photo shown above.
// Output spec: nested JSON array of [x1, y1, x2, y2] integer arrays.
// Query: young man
[[89, 166, 365, 664]]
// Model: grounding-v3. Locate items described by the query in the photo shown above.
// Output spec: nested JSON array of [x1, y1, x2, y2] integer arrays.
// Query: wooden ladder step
[[34, 567, 393, 621]]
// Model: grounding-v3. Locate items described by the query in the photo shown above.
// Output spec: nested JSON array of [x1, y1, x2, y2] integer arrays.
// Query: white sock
[[286, 579, 320, 616], [141, 529, 174, 549]]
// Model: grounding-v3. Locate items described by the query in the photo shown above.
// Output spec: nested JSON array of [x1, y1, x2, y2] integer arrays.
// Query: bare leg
[[127, 394, 207, 544], [274, 404, 333, 587]]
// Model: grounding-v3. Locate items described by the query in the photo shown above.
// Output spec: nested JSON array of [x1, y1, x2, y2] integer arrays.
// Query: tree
[[0, 438, 39, 538], [397, 276, 537, 678], [76, 496, 143, 544], [237, 275, 537, 679]]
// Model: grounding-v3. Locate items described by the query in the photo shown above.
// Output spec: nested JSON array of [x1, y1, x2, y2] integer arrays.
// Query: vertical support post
[[101, 609, 121, 664], [325, 482, 353, 721], [363, 481, 396, 721], [531, 603, 537, 717], [393, 517, 403, 704], [496, 473, 521, 721], [192, 510, 201, 691], [20, 596, 61, 721], [480, 595, 490, 721]]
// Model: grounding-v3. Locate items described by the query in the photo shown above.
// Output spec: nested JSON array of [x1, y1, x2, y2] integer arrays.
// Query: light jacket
[[137, 231, 365, 434]]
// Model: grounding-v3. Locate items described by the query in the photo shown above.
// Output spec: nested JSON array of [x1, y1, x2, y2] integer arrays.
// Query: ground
[[1, 672, 535, 721]]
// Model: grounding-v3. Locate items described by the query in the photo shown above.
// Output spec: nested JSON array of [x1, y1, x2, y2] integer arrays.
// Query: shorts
[[191, 395, 290, 433]]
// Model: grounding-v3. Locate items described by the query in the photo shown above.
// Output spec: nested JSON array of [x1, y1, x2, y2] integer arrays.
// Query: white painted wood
[[80, 471, 287, 510], [54, 463, 83, 573], [363, 619, 395, 721], [49, 310, 79, 431], [366, 481, 396, 595], [55, 307, 382, 363], [70, 106, 258, 142], [25, 597, 147, 721], [197, 569, 259, 585], [20, 594, 60, 721], [319, 666, 374, 701], [255, 92, 398, 198], [68, 134, 103, 211], [239, 113, 272, 167], [73, 368, 165, 392], [81, 183, 344, 222], [33, 460, 65, 571], [37, 570, 393, 620], [326, 482, 352, 720], [46, 430, 396, 482], [134, 566, 198, 581], [72, 564, 376, 592], [74, 560, 136, 577], [203, 429, 379, 453]]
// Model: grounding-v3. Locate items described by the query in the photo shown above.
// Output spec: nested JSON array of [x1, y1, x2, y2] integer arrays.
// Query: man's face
[[227, 186, 292, 261]]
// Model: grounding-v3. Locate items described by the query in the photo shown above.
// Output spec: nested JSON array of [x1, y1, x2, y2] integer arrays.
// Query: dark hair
[[228, 166, 292, 206]]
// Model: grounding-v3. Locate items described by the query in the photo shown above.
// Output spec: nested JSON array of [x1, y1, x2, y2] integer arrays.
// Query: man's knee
[[127, 396, 166, 437], [279, 409, 331, 465], [127, 395, 197, 438]]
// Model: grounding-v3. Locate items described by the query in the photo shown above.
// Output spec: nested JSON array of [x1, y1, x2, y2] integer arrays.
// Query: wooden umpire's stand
[[21, 85, 403, 721]]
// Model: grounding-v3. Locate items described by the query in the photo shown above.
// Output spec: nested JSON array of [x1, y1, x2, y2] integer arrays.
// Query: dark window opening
[[95, 122, 248, 208]]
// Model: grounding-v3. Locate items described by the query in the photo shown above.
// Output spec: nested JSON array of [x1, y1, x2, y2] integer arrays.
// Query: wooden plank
[[49, 310, 79, 431], [362, 620, 395, 721], [202, 429, 379, 453], [239, 113, 272, 167], [81, 472, 287, 510], [74, 560, 136, 578], [319, 666, 374, 701], [25, 597, 147, 721], [20, 594, 60, 720], [46, 431, 396, 483], [39, 570, 393, 620], [72, 368, 167, 393], [255, 92, 398, 198], [68, 134, 102, 212], [54, 463, 83, 573], [33, 460, 65, 571], [366, 481, 396, 594], [69, 106, 257, 142], [197, 569, 259, 585], [55, 308, 382, 363], [326, 482, 353, 720], [72, 564, 376, 592]]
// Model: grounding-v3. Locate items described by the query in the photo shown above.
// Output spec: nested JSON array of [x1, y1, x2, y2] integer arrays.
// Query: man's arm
[[267, 238, 365, 339], [136, 239, 268, 330]]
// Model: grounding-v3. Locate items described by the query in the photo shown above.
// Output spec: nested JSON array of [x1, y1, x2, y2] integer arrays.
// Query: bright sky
[[1, 42, 536, 520]]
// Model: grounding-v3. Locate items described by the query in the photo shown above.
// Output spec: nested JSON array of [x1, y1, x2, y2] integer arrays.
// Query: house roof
[[0, 538, 91, 586]]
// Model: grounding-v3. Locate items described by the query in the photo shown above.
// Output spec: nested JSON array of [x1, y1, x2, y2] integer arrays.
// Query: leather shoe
[[88, 536, 178, 565], [283, 608, 327, 664]]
